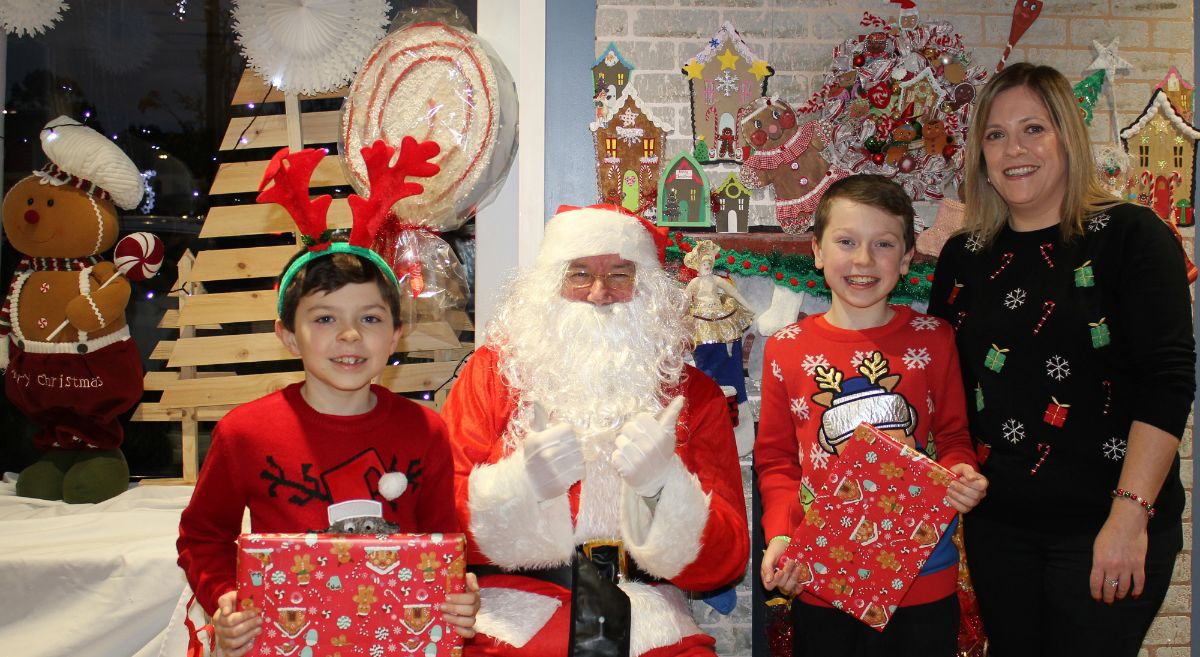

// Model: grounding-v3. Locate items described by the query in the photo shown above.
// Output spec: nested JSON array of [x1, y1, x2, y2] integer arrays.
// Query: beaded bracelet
[[1111, 488, 1156, 519]]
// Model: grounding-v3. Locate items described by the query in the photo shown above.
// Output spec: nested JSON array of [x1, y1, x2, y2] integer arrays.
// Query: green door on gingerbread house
[[657, 151, 710, 228]]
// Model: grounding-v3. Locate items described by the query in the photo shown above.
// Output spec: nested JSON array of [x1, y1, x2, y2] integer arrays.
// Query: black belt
[[470, 543, 662, 657], [469, 542, 665, 587]]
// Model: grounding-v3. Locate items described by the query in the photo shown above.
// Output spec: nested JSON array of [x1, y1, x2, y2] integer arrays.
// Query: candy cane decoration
[[1101, 380, 1112, 416], [989, 252, 1015, 280], [1030, 442, 1051, 475], [1033, 300, 1055, 335], [948, 281, 964, 304], [1039, 243, 1054, 268], [996, 0, 1042, 73]]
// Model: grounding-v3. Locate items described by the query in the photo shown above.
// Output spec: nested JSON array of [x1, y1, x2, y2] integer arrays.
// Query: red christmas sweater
[[755, 305, 976, 606], [177, 382, 459, 616]]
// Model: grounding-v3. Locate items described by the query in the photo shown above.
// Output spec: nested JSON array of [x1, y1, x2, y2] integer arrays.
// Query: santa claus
[[442, 205, 749, 656]]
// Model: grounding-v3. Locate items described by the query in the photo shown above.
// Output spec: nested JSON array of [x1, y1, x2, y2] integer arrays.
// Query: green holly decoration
[[1074, 260, 1095, 288], [975, 384, 984, 411], [1089, 317, 1111, 348], [1074, 69, 1106, 125], [984, 344, 1009, 373]]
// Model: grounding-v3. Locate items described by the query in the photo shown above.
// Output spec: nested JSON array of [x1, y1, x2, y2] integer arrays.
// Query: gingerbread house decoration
[[1120, 80, 1199, 227], [590, 88, 672, 215], [713, 173, 751, 233], [1157, 66, 1193, 121], [657, 151, 710, 227], [593, 43, 634, 101], [681, 21, 773, 164], [898, 68, 945, 121]]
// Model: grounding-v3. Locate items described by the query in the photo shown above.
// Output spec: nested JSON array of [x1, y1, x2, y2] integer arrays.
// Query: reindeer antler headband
[[257, 136, 440, 315]]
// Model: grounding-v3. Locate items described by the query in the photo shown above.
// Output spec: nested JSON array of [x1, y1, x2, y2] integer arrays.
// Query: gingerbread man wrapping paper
[[237, 532, 466, 657], [1, 116, 146, 503]]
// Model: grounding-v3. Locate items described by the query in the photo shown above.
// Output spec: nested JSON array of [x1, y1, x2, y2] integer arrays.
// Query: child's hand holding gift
[[947, 463, 989, 513], [214, 589, 262, 657]]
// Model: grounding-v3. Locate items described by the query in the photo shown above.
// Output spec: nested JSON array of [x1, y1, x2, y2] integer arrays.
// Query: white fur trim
[[625, 582, 703, 655], [468, 450, 576, 568], [40, 116, 144, 210], [536, 207, 660, 272], [475, 587, 562, 648], [620, 457, 710, 579], [0, 338, 8, 370], [377, 472, 407, 500]]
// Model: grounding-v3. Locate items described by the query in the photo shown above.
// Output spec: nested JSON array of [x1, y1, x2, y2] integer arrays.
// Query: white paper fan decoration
[[0, 0, 69, 37], [232, 0, 391, 96]]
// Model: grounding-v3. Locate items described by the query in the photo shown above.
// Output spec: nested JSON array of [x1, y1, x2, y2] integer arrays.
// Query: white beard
[[487, 263, 692, 449]]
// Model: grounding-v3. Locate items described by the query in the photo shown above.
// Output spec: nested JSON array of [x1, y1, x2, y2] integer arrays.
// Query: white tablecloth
[[0, 480, 202, 657]]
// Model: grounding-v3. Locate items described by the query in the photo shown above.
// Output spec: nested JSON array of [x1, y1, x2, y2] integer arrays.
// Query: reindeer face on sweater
[[811, 351, 918, 454]]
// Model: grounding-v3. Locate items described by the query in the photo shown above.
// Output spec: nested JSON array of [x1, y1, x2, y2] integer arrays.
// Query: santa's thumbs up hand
[[523, 403, 583, 502], [612, 396, 685, 498]]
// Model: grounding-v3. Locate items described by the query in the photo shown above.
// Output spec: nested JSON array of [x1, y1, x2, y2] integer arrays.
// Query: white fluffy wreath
[[0, 0, 68, 37], [232, 0, 391, 96]]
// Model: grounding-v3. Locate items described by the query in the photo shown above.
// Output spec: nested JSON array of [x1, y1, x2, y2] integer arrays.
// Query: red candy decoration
[[114, 232, 166, 281]]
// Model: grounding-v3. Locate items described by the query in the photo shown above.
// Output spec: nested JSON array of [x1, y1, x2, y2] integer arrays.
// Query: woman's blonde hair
[[963, 63, 1117, 247]]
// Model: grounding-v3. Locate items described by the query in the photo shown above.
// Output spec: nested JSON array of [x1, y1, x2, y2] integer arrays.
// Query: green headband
[[276, 241, 401, 316]]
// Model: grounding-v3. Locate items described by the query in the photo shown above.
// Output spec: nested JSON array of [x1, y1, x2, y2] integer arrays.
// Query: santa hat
[[37, 116, 144, 211], [536, 204, 668, 272]]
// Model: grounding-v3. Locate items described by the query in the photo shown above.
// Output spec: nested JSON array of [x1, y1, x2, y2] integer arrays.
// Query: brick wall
[[596, 2, 1194, 655]]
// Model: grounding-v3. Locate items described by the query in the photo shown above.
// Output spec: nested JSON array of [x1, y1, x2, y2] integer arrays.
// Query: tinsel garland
[[665, 232, 935, 304]]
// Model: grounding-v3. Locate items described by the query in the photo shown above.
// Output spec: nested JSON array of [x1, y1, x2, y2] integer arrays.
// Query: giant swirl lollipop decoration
[[341, 15, 517, 320]]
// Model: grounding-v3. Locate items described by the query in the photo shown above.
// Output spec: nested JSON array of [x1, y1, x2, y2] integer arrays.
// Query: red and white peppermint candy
[[113, 231, 165, 281]]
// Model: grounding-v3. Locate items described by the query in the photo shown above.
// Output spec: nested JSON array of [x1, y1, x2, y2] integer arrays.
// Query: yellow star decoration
[[717, 48, 741, 71], [748, 58, 771, 81], [683, 58, 705, 80]]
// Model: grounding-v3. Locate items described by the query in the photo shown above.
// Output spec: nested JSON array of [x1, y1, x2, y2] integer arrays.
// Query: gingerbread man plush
[[1, 116, 145, 503], [737, 96, 849, 233]]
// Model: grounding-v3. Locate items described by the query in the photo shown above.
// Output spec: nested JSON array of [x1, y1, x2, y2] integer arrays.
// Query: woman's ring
[[1107, 578, 1120, 587]]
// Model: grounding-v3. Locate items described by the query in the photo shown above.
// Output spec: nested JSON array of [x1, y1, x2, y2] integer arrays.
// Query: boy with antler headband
[[177, 139, 479, 657], [754, 174, 988, 657]]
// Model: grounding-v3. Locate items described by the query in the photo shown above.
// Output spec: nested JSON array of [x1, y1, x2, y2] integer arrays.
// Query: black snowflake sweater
[[929, 203, 1194, 538]]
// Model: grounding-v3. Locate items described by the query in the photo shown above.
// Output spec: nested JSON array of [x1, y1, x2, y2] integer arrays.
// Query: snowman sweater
[[756, 305, 976, 606], [929, 203, 1194, 539], [177, 383, 459, 616]]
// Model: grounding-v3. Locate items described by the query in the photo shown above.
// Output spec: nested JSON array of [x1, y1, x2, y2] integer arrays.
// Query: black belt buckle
[[582, 540, 627, 584]]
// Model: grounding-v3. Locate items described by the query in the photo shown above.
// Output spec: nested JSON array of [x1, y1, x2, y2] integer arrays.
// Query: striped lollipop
[[44, 231, 165, 341], [114, 231, 165, 281]]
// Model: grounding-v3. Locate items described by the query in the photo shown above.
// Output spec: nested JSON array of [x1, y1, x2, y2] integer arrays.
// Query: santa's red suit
[[442, 345, 748, 656]]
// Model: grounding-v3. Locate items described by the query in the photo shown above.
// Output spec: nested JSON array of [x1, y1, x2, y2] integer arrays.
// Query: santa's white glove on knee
[[522, 403, 583, 502], [612, 396, 685, 498]]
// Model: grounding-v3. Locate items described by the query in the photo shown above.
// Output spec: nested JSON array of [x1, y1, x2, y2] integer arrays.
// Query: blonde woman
[[929, 63, 1195, 656]]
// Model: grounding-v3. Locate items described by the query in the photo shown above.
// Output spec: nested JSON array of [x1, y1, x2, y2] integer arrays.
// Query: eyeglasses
[[564, 270, 636, 291]]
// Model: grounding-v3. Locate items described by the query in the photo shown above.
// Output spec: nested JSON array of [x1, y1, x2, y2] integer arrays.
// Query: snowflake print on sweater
[[801, 353, 830, 376], [903, 347, 931, 370], [1102, 436, 1127, 461], [910, 315, 940, 331], [773, 324, 803, 340]]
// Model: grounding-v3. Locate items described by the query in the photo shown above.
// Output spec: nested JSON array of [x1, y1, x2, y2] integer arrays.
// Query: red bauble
[[789, 277, 799, 286], [853, 54, 865, 67], [775, 272, 784, 281], [727, 255, 736, 264], [759, 264, 769, 272], [742, 260, 752, 269], [871, 153, 886, 165], [942, 144, 957, 158], [806, 280, 816, 288]]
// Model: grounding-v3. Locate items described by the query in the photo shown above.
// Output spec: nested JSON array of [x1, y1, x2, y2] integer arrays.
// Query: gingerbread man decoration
[[737, 96, 849, 233]]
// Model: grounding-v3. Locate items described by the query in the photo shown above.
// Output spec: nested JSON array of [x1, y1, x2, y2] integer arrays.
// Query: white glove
[[611, 396, 685, 498], [522, 404, 583, 502]]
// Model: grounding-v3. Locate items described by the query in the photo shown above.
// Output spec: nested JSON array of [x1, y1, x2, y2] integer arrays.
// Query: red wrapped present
[[236, 531, 466, 656], [782, 422, 958, 631]]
